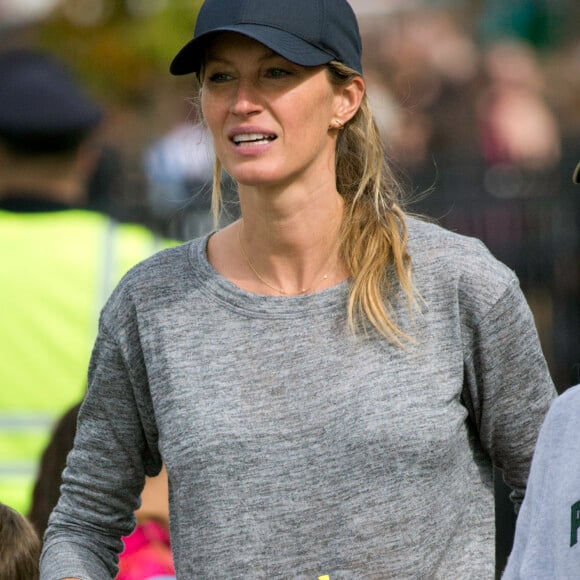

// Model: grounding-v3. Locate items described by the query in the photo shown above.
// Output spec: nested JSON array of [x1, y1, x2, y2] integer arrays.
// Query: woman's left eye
[[266, 68, 292, 79]]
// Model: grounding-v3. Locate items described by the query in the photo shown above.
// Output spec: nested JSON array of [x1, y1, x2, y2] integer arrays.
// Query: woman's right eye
[[207, 72, 233, 83]]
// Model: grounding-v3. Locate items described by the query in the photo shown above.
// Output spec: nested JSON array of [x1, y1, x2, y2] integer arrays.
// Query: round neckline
[[187, 234, 350, 319]]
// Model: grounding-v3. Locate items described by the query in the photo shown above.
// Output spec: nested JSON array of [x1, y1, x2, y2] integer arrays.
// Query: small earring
[[329, 119, 344, 130]]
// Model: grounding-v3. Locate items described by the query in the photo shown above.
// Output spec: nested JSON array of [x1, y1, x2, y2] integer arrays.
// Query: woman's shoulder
[[406, 215, 490, 255], [404, 215, 521, 314], [406, 215, 515, 280], [118, 237, 203, 289], [103, 237, 207, 315]]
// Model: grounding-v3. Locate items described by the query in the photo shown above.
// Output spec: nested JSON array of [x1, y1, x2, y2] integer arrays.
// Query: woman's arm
[[462, 274, 556, 509], [40, 321, 160, 580]]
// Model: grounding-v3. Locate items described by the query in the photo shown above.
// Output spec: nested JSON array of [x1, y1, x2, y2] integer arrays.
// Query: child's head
[[0, 502, 40, 580]]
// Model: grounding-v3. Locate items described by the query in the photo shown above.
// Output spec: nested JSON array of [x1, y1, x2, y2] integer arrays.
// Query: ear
[[333, 75, 365, 127]]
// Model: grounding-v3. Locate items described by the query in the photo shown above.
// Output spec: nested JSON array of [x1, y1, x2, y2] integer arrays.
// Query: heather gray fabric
[[502, 384, 580, 579], [40, 217, 556, 579]]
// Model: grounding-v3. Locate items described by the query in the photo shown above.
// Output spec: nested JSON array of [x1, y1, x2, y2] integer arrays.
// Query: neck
[[238, 223, 339, 295], [237, 176, 343, 246], [235, 191, 346, 295], [0, 177, 87, 205], [0, 147, 89, 205]]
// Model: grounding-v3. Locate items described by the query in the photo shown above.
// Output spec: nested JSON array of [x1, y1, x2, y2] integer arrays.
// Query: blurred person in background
[[477, 40, 561, 179], [0, 47, 176, 516], [144, 116, 216, 238], [143, 103, 239, 241], [143, 95, 216, 241], [0, 500, 40, 580], [40, 0, 556, 578], [362, 7, 481, 171], [502, 383, 580, 579]]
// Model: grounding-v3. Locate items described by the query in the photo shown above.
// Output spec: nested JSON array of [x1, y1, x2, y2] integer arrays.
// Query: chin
[[229, 166, 288, 188]]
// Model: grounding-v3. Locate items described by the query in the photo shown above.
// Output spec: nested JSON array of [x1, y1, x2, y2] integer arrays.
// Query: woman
[[41, 1, 556, 578]]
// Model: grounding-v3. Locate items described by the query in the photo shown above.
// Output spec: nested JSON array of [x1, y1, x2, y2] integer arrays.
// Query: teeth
[[233, 133, 274, 145]]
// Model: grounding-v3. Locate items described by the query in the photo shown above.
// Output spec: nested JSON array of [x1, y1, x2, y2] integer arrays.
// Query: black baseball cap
[[170, 0, 363, 76], [574, 162, 580, 184], [0, 48, 102, 153]]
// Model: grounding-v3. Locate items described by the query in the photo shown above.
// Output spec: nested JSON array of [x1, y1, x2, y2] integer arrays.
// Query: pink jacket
[[117, 519, 175, 580]]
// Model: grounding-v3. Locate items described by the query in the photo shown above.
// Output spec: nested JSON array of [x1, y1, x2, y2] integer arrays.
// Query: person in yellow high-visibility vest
[[0, 48, 177, 515]]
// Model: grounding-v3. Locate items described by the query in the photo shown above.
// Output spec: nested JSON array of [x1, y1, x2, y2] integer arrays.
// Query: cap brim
[[170, 24, 336, 76], [574, 162, 580, 184]]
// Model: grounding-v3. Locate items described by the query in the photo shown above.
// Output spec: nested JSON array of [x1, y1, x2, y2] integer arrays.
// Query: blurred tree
[[38, 0, 202, 104], [476, 0, 570, 49]]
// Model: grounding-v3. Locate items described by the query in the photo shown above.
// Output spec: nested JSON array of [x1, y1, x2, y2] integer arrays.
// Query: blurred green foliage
[[477, 0, 568, 49], [38, 0, 203, 104]]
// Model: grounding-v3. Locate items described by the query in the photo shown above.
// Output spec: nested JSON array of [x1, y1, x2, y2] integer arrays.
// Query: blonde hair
[[203, 62, 418, 344], [327, 61, 418, 343]]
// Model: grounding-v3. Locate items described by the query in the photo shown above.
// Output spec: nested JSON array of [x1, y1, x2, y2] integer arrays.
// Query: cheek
[[282, 93, 333, 140]]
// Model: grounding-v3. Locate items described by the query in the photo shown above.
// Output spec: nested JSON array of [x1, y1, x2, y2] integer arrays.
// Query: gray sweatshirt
[[40, 217, 556, 579], [502, 384, 580, 579]]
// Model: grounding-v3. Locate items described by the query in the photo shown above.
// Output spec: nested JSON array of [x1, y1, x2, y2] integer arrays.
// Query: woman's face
[[200, 33, 345, 191]]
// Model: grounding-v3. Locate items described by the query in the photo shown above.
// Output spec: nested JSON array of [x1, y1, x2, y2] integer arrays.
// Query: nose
[[229, 79, 262, 116]]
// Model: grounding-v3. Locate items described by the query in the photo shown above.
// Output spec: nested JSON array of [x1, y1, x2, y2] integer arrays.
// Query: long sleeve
[[40, 320, 162, 580], [460, 273, 557, 509]]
